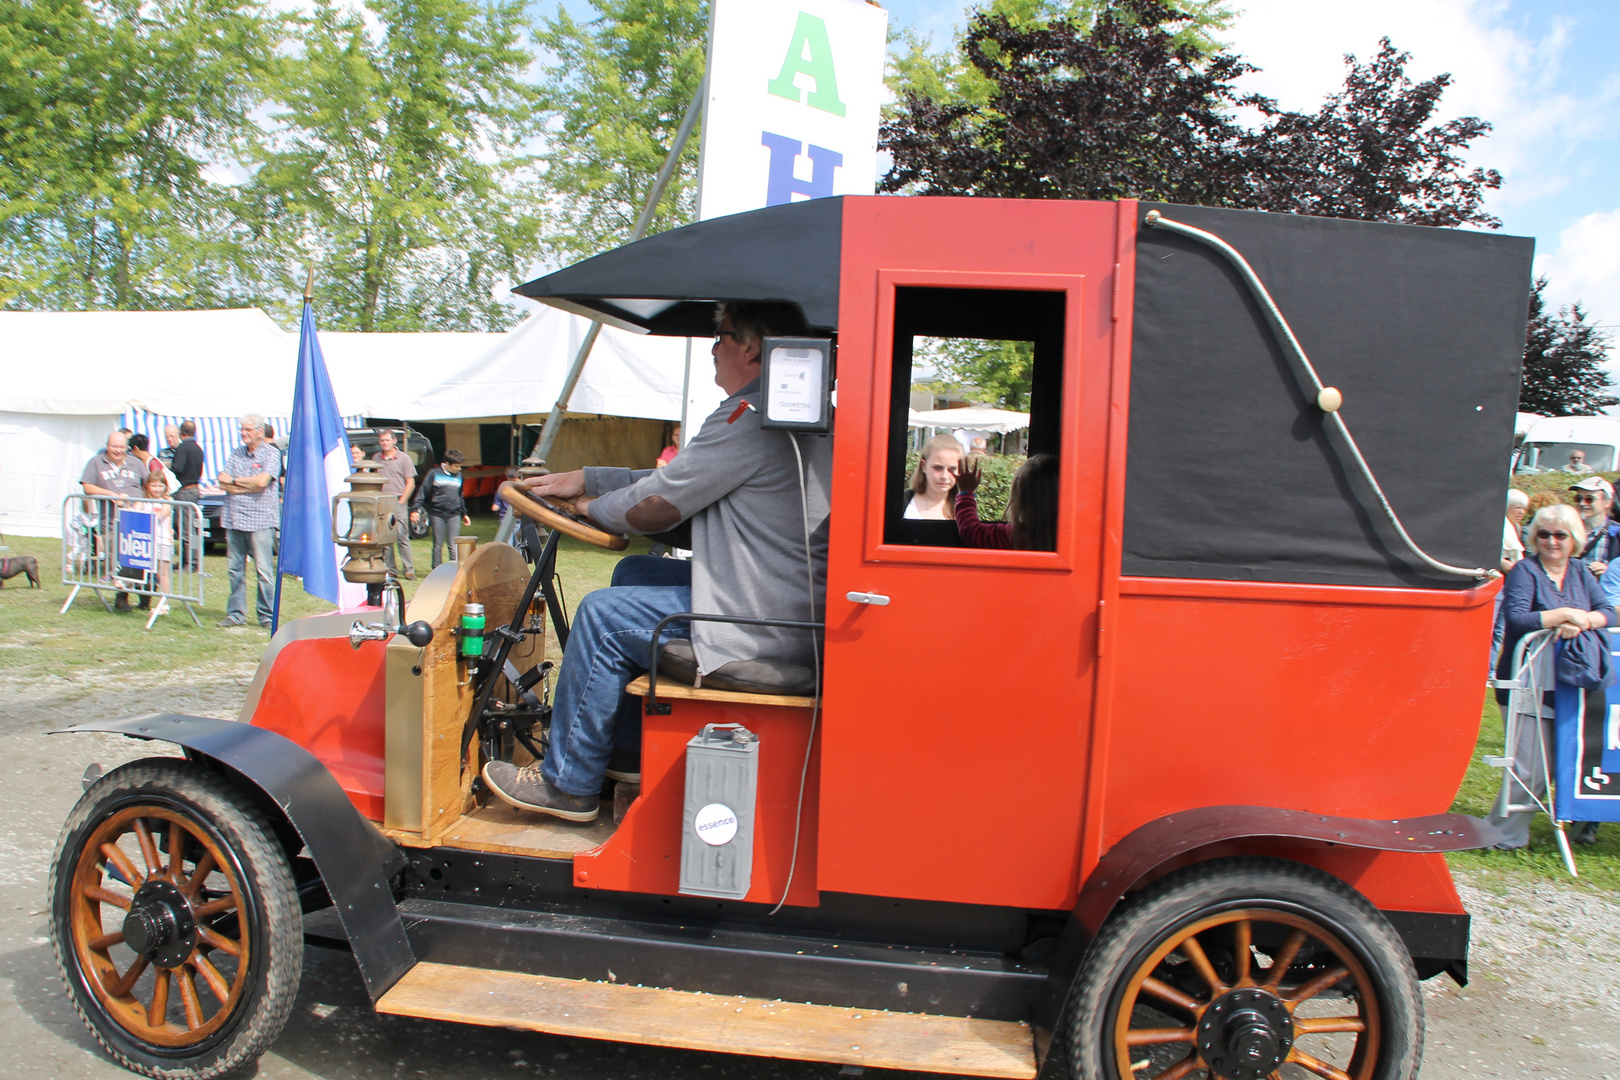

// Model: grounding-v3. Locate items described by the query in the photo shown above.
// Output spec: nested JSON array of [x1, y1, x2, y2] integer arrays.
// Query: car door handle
[[846, 591, 890, 606]]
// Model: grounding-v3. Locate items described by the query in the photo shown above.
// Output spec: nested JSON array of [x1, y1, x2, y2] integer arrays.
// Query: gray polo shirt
[[585, 379, 833, 674], [374, 451, 415, 497], [80, 451, 147, 498]]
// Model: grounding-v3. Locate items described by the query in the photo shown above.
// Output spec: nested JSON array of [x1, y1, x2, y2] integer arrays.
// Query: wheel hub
[[121, 879, 197, 969], [1197, 987, 1293, 1080]]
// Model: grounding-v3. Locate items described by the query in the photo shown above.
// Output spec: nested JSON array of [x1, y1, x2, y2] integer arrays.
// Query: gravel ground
[[0, 666, 1616, 1079]]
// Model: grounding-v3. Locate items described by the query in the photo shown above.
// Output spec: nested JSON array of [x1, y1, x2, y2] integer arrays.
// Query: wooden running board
[[376, 962, 1037, 1078]]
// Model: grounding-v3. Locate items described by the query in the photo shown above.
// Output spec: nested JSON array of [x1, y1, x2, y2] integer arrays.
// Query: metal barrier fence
[[61, 494, 206, 629]]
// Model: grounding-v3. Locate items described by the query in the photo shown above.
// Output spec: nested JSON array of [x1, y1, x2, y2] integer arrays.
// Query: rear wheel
[[1068, 858, 1421, 1080], [48, 759, 302, 1079]]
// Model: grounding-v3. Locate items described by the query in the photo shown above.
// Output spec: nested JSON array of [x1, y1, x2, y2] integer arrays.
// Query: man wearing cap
[[484, 301, 832, 822], [1569, 474, 1616, 848]]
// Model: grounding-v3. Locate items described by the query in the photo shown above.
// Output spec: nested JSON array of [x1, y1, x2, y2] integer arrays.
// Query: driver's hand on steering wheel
[[522, 469, 586, 500]]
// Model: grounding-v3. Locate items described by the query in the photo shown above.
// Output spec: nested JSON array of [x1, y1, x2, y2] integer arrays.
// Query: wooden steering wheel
[[498, 481, 629, 551]]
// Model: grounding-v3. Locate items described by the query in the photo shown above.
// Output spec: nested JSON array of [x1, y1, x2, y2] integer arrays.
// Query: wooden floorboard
[[382, 801, 617, 857], [377, 962, 1036, 1079]]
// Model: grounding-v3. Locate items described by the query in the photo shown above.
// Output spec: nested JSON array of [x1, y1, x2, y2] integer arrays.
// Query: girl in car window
[[904, 435, 965, 520], [954, 454, 1059, 550]]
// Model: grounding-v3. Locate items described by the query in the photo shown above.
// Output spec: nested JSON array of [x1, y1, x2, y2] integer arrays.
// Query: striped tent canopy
[[123, 410, 363, 486]]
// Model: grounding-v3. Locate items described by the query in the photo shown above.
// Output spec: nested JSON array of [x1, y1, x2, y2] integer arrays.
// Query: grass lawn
[[0, 514, 648, 682], [1447, 690, 1620, 893], [4, 519, 1614, 894]]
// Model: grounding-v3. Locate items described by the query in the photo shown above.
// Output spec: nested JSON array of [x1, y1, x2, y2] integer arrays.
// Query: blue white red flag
[[273, 301, 366, 627]]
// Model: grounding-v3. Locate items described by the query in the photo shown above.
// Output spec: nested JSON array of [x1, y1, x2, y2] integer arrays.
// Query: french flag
[[273, 300, 367, 629]]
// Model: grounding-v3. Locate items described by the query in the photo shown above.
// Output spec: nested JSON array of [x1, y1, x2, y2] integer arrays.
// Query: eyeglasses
[[1574, 495, 1602, 505], [713, 329, 738, 343], [1536, 530, 1571, 541]]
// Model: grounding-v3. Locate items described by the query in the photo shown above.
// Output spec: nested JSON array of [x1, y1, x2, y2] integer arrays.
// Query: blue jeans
[[428, 514, 461, 568], [543, 574, 692, 797], [226, 528, 275, 624]]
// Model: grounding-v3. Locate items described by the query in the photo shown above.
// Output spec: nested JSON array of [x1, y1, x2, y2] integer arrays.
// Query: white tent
[[0, 307, 687, 536], [320, 308, 685, 422], [907, 406, 1031, 433]]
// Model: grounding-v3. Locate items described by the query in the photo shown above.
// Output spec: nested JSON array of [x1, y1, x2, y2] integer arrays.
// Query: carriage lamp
[[333, 462, 399, 596]]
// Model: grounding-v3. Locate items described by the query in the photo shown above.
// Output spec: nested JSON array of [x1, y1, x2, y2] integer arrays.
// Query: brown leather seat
[[656, 640, 817, 696]]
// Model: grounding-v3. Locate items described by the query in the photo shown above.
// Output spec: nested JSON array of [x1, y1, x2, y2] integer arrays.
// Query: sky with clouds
[[874, 0, 1620, 335]]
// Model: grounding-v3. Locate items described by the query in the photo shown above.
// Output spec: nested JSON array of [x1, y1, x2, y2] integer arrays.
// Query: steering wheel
[[498, 481, 628, 551]]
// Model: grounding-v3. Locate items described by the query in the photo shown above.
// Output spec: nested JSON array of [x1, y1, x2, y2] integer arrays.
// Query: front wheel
[[48, 758, 303, 1079], [1069, 857, 1422, 1080]]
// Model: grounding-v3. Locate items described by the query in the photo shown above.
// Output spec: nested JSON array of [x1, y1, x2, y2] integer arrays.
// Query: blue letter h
[[761, 131, 844, 206]]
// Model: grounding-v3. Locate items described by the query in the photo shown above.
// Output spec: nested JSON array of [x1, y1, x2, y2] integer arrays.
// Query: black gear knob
[[401, 620, 435, 647]]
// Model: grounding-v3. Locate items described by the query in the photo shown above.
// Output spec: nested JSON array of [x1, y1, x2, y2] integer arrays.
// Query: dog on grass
[[0, 555, 40, 588]]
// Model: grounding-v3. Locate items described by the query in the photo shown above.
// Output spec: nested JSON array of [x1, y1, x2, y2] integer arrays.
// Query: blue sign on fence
[[1551, 628, 1620, 823], [117, 510, 155, 573]]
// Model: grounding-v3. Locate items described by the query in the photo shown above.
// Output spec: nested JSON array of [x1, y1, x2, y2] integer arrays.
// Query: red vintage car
[[49, 196, 1529, 1080]]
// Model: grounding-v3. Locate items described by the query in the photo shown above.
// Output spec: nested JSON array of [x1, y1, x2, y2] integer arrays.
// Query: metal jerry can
[[679, 723, 759, 899]]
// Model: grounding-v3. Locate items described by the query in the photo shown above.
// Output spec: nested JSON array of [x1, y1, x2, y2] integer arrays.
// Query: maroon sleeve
[[955, 493, 1013, 549]]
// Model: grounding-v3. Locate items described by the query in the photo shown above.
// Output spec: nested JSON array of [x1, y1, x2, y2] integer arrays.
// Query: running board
[[376, 961, 1037, 1079]]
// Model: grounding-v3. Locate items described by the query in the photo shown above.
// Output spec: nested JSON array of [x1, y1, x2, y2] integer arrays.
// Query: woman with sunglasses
[[1490, 503, 1616, 849]]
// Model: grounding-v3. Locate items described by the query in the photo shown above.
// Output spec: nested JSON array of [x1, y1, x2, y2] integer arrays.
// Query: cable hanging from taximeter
[[1144, 210, 1495, 582]]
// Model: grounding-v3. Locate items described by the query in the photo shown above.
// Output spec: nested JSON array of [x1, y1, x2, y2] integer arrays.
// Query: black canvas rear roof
[[1124, 203, 1534, 589], [513, 197, 844, 336]]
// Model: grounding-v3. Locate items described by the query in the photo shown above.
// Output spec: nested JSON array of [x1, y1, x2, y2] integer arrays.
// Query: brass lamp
[[333, 462, 399, 598]]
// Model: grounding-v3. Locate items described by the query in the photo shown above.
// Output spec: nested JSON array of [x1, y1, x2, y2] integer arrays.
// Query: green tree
[[534, 0, 707, 262], [0, 0, 277, 309], [246, 0, 544, 331], [888, 0, 1235, 111], [1519, 276, 1615, 416], [915, 336, 1035, 410]]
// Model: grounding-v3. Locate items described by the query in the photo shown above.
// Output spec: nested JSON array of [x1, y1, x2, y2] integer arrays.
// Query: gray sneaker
[[482, 761, 599, 822], [216, 613, 246, 628]]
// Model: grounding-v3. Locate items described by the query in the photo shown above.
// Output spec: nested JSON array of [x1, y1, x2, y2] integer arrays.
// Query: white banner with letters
[[697, 0, 888, 221], [685, 0, 887, 429]]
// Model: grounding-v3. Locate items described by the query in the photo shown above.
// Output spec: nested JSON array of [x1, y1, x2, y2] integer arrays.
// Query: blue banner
[[1551, 628, 1620, 822], [117, 510, 155, 573]]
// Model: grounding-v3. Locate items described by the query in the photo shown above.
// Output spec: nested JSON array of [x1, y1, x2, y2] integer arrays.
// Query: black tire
[[48, 758, 303, 1079], [1068, 857, 1421, 1080], [409, 513, 430, 540]]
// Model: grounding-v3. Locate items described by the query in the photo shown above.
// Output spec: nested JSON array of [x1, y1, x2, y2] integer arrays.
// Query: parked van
[[1515, 414, 1620, 473]]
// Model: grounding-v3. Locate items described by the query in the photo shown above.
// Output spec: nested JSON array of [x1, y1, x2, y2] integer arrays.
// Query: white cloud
[[1538, 208, 1620, 332], [1226, 0, 1620, 218]]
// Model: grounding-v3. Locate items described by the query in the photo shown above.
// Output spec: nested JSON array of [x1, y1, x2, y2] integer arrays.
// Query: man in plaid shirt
[[216, 413, 281, 628]]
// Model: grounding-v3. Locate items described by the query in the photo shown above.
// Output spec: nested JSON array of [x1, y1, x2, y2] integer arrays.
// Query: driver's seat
[[656, 640, 817, 697]]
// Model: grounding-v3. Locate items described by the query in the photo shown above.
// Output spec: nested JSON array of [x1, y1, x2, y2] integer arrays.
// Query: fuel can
[[679, 723, 758, 899]]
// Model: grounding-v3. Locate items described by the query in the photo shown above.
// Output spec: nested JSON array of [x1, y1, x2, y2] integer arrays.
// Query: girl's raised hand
[[956, 459, 981, 496]]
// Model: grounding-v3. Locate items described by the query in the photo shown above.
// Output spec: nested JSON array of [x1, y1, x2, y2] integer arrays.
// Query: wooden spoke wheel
[[49, 760, 302, 1080], [1069, 859, 1422, 1080], [499, 481, 628, 551]]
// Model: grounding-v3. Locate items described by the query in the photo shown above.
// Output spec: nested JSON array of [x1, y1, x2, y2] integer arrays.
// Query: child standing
[[953, 454, 1059, 551], [410, 450, 472, 569]]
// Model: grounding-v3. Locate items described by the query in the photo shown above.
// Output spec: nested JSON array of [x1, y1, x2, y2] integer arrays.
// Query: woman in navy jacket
[[1490, 502, 1614, 848]]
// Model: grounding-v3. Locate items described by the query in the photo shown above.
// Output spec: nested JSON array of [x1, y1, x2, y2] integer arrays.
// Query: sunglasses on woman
[[1536, 530, 1570, 541]]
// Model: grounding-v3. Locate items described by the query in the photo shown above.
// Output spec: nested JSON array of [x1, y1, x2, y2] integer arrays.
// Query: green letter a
[[766, 12, 846, 117]]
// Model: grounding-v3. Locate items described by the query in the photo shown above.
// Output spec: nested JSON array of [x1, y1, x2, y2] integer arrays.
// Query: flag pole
[[272, 267, 317, 634]]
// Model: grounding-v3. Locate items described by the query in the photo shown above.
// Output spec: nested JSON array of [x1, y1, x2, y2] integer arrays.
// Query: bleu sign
[[118, 509, 156, 572]]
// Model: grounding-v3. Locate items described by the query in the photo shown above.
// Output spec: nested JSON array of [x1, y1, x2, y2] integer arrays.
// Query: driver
[[483, 302, 834, 822]]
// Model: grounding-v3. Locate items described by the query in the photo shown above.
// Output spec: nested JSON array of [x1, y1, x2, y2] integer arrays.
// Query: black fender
[[1030, 805, 1503, 1074], [56, 713, 415, 1001]]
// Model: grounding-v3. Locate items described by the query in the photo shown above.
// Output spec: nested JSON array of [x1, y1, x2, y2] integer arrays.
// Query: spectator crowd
[[74, 419, 473, 628]]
